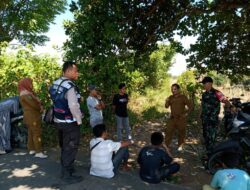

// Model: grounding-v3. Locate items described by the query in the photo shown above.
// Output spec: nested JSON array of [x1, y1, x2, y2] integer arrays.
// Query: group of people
[[86, 82, 132, 141], [165, 78, 250, 190], [165, 77, 229, 153], [17, 61, 180, 184], [17, 61, 250, 189]]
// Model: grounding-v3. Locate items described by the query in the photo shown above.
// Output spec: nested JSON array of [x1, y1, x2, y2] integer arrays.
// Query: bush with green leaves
[[0, 43, 62, 146], [0, 43, 61, 104], [177, 70, 202, 107]]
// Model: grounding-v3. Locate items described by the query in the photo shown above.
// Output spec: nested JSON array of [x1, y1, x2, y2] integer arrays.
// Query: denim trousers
[[112, 147, 129, 173], [115, 115, 131, 141]]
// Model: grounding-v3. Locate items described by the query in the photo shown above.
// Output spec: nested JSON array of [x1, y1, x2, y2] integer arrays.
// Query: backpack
[[43, 78, 70, 125], [43, 106, 54, 125]]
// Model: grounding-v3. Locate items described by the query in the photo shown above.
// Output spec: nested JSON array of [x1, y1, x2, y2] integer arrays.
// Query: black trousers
[[140, 163, 180, 184], [54, 122, 80, 173]]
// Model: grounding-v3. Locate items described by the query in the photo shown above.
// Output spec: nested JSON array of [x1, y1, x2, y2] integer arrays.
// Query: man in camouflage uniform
[[200, 77, 228, 152]]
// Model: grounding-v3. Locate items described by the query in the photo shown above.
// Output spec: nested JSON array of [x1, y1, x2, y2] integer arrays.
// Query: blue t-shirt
[[211, 169, 250, 190]]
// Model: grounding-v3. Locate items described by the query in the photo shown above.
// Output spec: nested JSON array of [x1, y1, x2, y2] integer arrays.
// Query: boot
[[61, 170, 83, 184], [61, 167, 75, 178]]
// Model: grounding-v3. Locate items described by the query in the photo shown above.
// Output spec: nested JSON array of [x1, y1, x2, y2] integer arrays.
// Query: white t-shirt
[[86, 96, 103, 127], [90, 137, 121, 178]]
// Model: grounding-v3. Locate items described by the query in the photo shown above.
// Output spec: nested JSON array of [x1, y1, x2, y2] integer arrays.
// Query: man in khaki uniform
[[165, 84, 193, 151]]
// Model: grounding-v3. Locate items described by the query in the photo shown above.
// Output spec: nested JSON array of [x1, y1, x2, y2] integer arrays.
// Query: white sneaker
[[177, 146, 183, 152], [34, 152, 48, 158], [0, 150, 6, 155], [29, 150, 36, 155]]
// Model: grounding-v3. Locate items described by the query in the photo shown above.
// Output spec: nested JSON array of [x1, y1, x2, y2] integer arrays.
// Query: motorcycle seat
[[238, 111, 250, 122]]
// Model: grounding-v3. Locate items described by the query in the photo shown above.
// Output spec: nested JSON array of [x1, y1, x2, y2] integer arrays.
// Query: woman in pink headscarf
[[18, 78, 47, 158]]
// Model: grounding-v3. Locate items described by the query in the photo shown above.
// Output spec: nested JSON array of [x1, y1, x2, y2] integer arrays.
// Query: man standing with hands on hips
[[49, 61, 83, 184]]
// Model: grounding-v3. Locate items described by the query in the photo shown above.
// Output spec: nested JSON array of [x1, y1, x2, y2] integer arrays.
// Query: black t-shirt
[[137, 146, 173, 184], [112, 93, 128, 117]]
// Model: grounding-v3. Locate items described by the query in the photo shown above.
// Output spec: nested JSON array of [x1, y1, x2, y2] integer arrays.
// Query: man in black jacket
[[137, 132, 180, 184]]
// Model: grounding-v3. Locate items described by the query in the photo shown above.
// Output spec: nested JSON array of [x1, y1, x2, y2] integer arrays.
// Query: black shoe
[[69, 167, 76, 174], [60, 168, 76, 179], [61, 175, 83, 184]]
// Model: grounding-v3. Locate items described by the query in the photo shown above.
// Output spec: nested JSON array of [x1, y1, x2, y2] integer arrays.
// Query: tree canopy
[[64, 0, 175, 94], [0, 0, 67, 45], [64, 0, 250, 79]]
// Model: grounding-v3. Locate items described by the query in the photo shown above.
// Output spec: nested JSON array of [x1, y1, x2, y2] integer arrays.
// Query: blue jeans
[[112, 147, 129, 174], [115, 115, 131, 141]]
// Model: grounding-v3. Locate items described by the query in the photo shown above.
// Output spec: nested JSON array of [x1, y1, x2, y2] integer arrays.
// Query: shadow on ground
[[0, 148, 190, 190]]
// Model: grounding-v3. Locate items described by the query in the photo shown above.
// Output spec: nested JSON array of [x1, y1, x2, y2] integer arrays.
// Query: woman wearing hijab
[[18, 78, 47, 158]]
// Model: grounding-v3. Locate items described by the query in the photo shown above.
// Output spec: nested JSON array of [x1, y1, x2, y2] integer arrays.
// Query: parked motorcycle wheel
[[207, 151, 224, 175]]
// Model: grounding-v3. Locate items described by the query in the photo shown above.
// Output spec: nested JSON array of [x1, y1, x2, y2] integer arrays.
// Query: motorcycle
[[206, 98, 250, 174], [223, 98, 250, 136]]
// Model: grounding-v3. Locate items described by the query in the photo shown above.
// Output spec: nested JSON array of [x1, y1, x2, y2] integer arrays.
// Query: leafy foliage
[[0, 0, 67, 45], [177, 70, 202, 106], [180, 1, 250, 79], [0, 43, 61, 103], [0, 43, 62, 146], [207, 71, 229, 87], [64, 0, 175, 100], [129, 78, 172, 122], [146, 45, 174, 87], [65, 0, 249, 80]]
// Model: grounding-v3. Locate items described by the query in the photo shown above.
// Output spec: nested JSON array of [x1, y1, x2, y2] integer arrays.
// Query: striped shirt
[[90, 137, 121, 178]]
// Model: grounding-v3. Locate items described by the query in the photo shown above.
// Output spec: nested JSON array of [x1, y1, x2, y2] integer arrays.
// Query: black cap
[[201, 76, 213, 84], [88, 84, 96, 91]]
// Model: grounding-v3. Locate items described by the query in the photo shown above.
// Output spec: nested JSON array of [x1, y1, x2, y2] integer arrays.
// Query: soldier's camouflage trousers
[[202, 122, 217, 152]]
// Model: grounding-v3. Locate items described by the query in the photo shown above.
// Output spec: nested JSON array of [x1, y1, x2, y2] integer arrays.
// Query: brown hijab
[[18, 78, 41, 106], [18, 78, 33, 94]]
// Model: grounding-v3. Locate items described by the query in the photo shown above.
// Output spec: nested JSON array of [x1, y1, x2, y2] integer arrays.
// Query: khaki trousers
[[165, 118, 186, 147], [27, 119, 42, 153]]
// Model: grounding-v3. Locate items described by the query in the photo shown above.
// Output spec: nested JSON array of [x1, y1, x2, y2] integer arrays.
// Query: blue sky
[[35, 2, 73, 56], [36, 2, 194, 76]]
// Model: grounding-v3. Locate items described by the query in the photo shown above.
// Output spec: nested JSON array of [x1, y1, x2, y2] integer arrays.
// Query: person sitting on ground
[[90, 124, 131, 178], [203, 152, 250, 190], [137, 132, 180, 184], [18, 78, 47, 158]]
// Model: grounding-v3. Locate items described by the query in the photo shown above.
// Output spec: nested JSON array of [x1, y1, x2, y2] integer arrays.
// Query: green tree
[[177, 70, 202, 106], [0, 0, 67, 45], [0, 43, 61, 103], [65, 0, 249, 80], [64, 0, 175, 98], [207, 71, 229, 87], [180, 1, 250, 79], [146, 45, 174, 87]]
